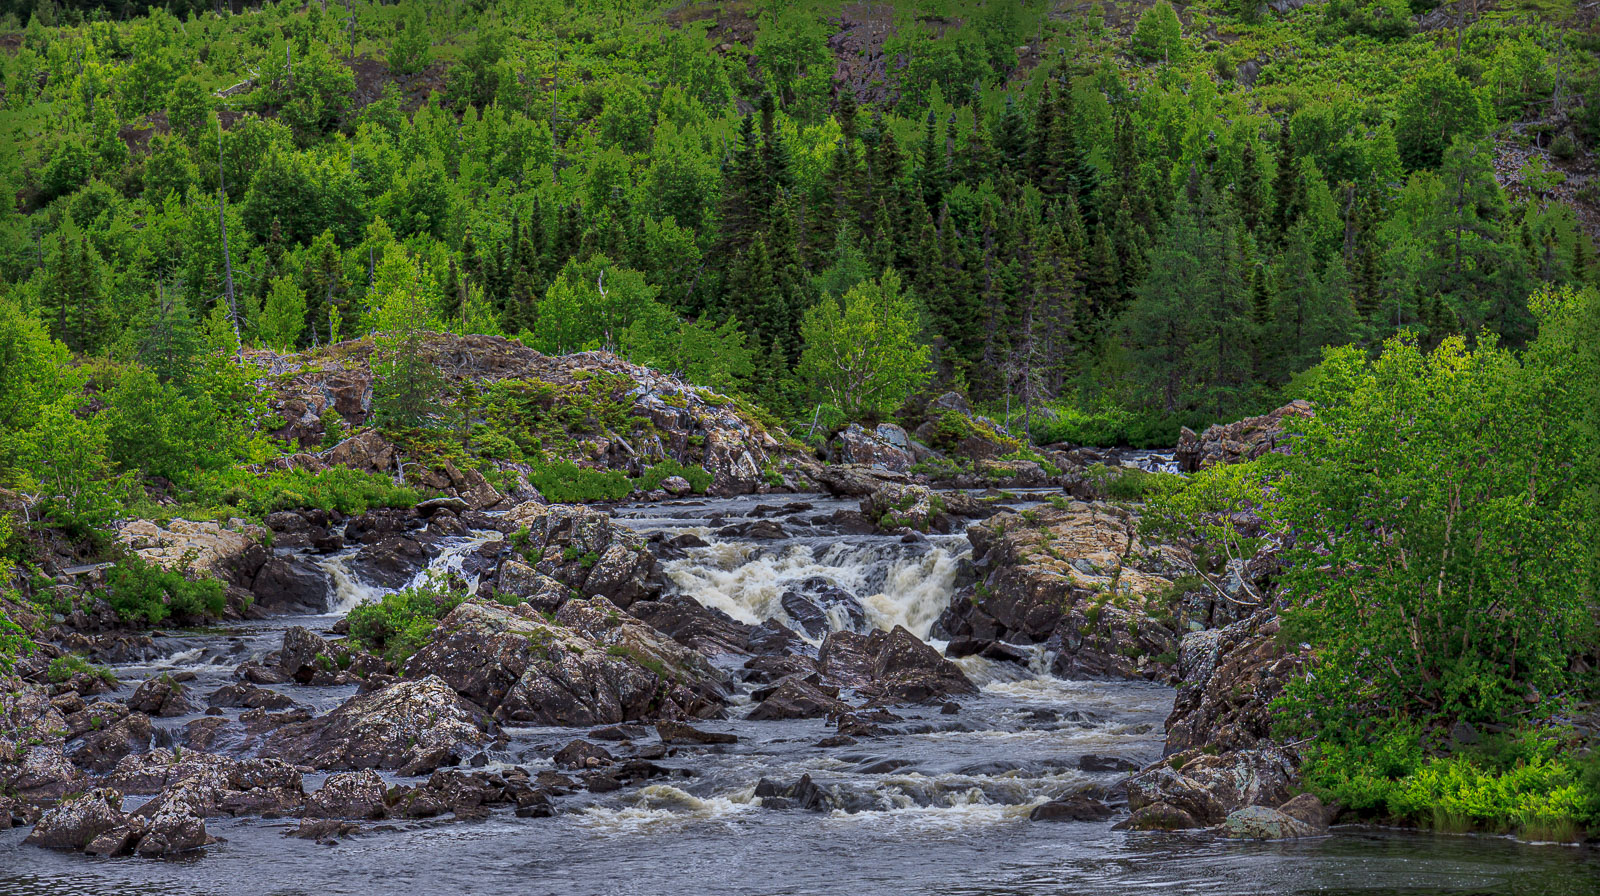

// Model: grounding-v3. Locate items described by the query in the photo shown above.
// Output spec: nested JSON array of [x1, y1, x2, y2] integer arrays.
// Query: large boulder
[[859, 484, 952, 534], [817, 627, 976, 704], [502, 503, 656, 608], [259, 676, 489, 774], [1175, 400, 1313, 473], [304, 770, 390, 819], [1164, 610, 1302, 756], [0, 678, 87, 803], [831, 423, 916, 473], [937, 502, 1190, 682], [116, 518, 265, 581], [1123, 745, 1299, 829], [24, 788, 125, 850], [404, 597, 728, 727], [127, 675, 197, 717], [105, 750, 305, 816]]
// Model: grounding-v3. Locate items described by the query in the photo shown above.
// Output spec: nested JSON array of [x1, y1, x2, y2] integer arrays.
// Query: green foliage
[[101, 553, 227, 624], [1086, 463, 1184, 503], [798, 269, 930, 420], [184, 467, 421, 520], [1275, 289, 1599, 732], [1131, 1, 1185, 61], [528, 460, 633, 503], [346, 578, 467, 664], [46, 654, 117, 686], [635, 459, 712, 495], [1302, 722, 1598, 837]]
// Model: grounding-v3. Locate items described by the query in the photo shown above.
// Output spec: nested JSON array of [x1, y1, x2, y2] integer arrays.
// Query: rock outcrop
[[1175, 400, 1313, 473], [938, 502, 1191, 681], [260, 676, 489, 774], [502, 502, 655, 608], [816, 626, 976, 704], [246, 334, 812, 496], [403, 597, 728, 727], [830, 423, 916, 473]]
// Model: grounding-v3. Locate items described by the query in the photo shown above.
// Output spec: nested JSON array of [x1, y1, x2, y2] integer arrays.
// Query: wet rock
[[106, 750, 305, 817], [655, 720, 737, 745], [818, 627, 977, 704], [127, 675, 196, 717], [237, 661, 292, 685], [1078, 754, 1140, 773], [587, 724, 648, 742], [939, 501, 1189, 683], [1125, 746, 1299, 829], [208, 682, 297, 711], [304, 770, 389, 819], [1118, 802, 1203, 831], [747, 620, 808, 656], [748, 677, 849, 721], [1219, 805, 1321, 840], [183, 717, 228, 751], [812, 464, 914, 498], [260, 676, 489, 774], [84, 825, 140, 857], [131, 781, 213, 856], [1175, 400, 1312, 473], [1030, 794, 1113, 822], [248, 555, 333, 614], [1276, 793, 1333, 829], [553, 739, 614, 769], [503, 503, 656, 608], [659, 476, 693, 497], [349, 535, 435, 589], [65, 711, 153, 774], [24, 788, 126, 849], [628, 593, 756, 656], [291, 818, 362, 843], [404, 597, 726, 727], [754, 774, 830, 811], [716, 519, 787, 540], [780, 577, 866, 639], [741, 654, 821, 686], [277, 626, 338, 683]]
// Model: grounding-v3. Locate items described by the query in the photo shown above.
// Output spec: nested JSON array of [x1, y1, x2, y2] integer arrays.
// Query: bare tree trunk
[[218, 119, 240, 347]]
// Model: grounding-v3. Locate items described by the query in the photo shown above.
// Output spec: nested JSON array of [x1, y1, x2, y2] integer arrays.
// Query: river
[[3, 494, 1596, 895]]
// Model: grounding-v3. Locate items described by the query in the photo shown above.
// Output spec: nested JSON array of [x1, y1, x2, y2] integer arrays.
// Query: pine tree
[[40, 217, 107, 354]]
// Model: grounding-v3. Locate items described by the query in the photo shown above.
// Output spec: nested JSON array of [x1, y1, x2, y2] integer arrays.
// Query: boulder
[[127, 676, 196, 717], [260, 676, 489, 774], [778, 577, 867, 639], [753, 774, 831, 811], [23, 788, 125, 849], [817, 627, 976, 704], [403, 597, 727, 727], [248, 555, 333, 613], [659, 476, 693, 497], [553, 740, 614, 770], [747, 677, 849, 721], [131, 781, 213, 856], [1029, 794, 1113, 822], [116, 518, 265, 582], [349, 535, 436, 589], [937, 501, 1189, 682], [1164, 610, 1303, 756], [1219, 805, 1322, 840], [493, 559, 573, 613], [1175, 400, 1313, 473], [105, 750, 305, 817], [503, 503, 656, 608], [304, 770, 390, 819], [859, 484, 951, 533], [1124, 745, 1300, 829], [832, 423, 916, 473], [655, 720, 737, 745], [64, 711, 153, 774], [207, 682, 298, 711], [628, 593, 760, 657]]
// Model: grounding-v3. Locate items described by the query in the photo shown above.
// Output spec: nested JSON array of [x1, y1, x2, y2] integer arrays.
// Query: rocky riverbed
[[4, 473, 1597, 893]]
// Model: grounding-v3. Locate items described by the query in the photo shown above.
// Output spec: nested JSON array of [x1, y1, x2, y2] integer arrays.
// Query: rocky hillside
[[248, 333, 821, 499]]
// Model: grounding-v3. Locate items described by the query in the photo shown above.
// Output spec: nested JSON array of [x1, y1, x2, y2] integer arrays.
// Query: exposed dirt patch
[[346, 54, 447, 114], [1495, 128, 1600, 240]]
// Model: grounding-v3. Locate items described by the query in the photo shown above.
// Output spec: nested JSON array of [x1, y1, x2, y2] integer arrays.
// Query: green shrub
[[182, 467, 421, 520], [346, 579, 468, 664], [528, 460, 632, 503], [1087, 463, 1184, 502], [47, 654, 117, 686], [635, 459, 712, 494], [101, 554, 226, 624]]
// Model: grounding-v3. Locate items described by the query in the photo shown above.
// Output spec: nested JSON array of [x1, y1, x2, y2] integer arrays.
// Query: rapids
[[3, 493, 1595, 895]]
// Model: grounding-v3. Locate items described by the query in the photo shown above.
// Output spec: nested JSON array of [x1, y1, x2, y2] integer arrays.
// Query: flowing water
[[3, 490, 1597, 895]]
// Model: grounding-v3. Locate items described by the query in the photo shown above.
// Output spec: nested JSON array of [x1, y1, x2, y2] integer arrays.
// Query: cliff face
[[246, 333, 819, 497]]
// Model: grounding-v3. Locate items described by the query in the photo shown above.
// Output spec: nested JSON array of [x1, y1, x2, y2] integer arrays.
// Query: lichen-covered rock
[[64, 710, 153, 774], [1124, 745, 1299, 829], [492, 559, 573, 613], [860, 484, 948, 533], [1175, 400, 1313, 473], [130, 780, 213, 856], [106, 750, 305, 817], [1219, 804, 1322, 840], [1164, 610, 1303, 756], [24, 788, 125, 850], [831, 423, 916, 473], [277, 626, 338, 683], [404, 597, 727, 727], [1, 677, 86, 803], [259, 676, 489, 774], [504, 503, 656, 608], [937, 501, 1190, 682], [127, 675, 197, 717], [115, 518, 265, 581], [304, 770, 390, 819]]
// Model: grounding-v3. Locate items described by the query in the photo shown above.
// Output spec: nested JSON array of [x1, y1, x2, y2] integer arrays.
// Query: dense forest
[[1, 0, 1599, 862]]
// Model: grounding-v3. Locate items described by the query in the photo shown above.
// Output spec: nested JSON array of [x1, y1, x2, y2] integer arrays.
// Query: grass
[[46, 654, 117, 686]]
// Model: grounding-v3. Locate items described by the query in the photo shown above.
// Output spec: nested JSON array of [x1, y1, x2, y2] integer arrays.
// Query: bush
[[528, 460, 632, 503], [635, 459, 712, 494], [1087, 463, 1185, 502], [183, 467, 421, 520], [1302, 723, 1599, 838], [101, 554, 226, 624], [47, 654, 117, 686], [346, 578, 468, 664]]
